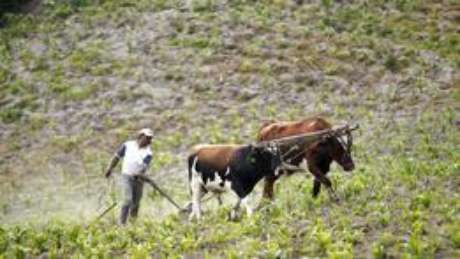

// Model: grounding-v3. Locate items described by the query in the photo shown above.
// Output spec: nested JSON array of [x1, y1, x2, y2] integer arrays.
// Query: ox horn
[[346, 124, 359, 150], [346, 128, 353, 150], [348, 123, 359, 131]]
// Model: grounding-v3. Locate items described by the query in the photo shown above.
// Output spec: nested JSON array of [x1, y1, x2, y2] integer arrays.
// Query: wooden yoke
[[255, 124, 359, 172]]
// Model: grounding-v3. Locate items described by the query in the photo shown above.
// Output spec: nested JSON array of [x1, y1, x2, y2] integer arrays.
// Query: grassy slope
[[0, 0, 459, 257]]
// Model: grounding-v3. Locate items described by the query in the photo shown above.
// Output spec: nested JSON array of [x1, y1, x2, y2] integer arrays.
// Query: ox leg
[[241, 196, 253, 217], [257, 177, 276, 210], [318, 177, 339, 202], [309, 166, 339, 202], [189, 190, 203, 220], [189, 175, 204, 220], [312, 179, 321, 198], [216, 194, 223, 206], [319, 175, 339, 202], [321, 176, 339, 202], [262, 176, 276, 200], [327, 186, 340, 203], [229, 198, 242, 221]]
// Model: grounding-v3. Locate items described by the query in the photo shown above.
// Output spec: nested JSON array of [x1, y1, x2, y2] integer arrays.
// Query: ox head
[[249, 143, 282, 176], [322, 125, 358, 172]]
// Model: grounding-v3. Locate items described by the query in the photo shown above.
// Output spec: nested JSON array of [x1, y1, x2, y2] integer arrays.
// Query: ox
[[257, 117, 355, 201], [187, 143, 281, 220]]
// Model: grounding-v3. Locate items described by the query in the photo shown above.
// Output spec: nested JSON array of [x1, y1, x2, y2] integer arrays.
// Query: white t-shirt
[[116, 140, 153, 176]]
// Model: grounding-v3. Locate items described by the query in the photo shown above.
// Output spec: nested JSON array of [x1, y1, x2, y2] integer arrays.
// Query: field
[[0, 0, 459, 257]]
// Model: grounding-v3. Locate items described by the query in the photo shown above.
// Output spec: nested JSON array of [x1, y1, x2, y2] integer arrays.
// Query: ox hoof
[[330, 195, 341, 204], [256, 199, 274, 210], [188, 214, 202, 221], [182, 202, 193, 214], [228, 210, 240, 221]]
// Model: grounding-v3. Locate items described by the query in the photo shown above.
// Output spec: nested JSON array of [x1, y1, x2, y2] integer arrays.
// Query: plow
[[93, 174, 190, 224]]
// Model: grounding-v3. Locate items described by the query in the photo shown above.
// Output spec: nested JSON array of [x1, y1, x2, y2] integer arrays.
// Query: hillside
[[0, 0, 459, 257]]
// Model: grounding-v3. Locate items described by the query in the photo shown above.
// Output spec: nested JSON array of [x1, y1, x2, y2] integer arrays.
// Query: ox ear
[[247, 144, 259, 164], [248, 143, 258, 153], [321, 133, 333, 142], [349, 123, 359, 131]]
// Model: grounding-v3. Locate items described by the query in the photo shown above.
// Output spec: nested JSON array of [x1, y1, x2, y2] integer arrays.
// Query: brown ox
[[257, 117, 355, 201]]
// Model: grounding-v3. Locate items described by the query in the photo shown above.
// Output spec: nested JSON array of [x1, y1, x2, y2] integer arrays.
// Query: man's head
[[137, 128, 153, 147]]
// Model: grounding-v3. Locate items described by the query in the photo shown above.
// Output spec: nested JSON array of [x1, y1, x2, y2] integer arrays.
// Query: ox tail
[[187, 154, 198, 196]]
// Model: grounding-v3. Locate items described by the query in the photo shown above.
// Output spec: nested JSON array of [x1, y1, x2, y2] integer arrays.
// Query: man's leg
[[120, 175, 134, 225], [129, 178, 144, 220]]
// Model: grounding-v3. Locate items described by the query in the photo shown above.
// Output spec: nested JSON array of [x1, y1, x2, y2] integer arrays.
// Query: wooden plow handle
[[137, 174, 187, 212]]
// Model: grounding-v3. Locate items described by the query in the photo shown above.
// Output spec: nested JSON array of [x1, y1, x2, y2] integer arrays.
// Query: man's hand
[[105, 169, 112, 178], [105, 156, 119, 179]]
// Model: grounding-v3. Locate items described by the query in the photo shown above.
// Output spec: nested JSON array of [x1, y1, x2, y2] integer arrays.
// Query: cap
[[138, 128, 154, 137]]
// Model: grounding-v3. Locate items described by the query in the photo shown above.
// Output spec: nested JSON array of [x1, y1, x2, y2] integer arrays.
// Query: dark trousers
[[120, 174, 144, 225]]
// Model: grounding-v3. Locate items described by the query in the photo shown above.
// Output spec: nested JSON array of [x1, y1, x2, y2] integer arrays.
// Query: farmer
[[105, 128, 153, 225]]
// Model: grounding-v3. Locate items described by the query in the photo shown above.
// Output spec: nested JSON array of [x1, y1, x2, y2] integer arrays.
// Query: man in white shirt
[[105, 128, 153, 225]]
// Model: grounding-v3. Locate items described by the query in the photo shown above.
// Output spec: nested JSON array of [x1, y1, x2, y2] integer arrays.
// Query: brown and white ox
[[187, 143, 281, 220]]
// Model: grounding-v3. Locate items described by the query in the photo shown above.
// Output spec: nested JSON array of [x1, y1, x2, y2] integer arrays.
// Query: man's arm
[[139, 154, 152, 175], [105, 144, 126, 178], [105, 156, 119, 178]]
